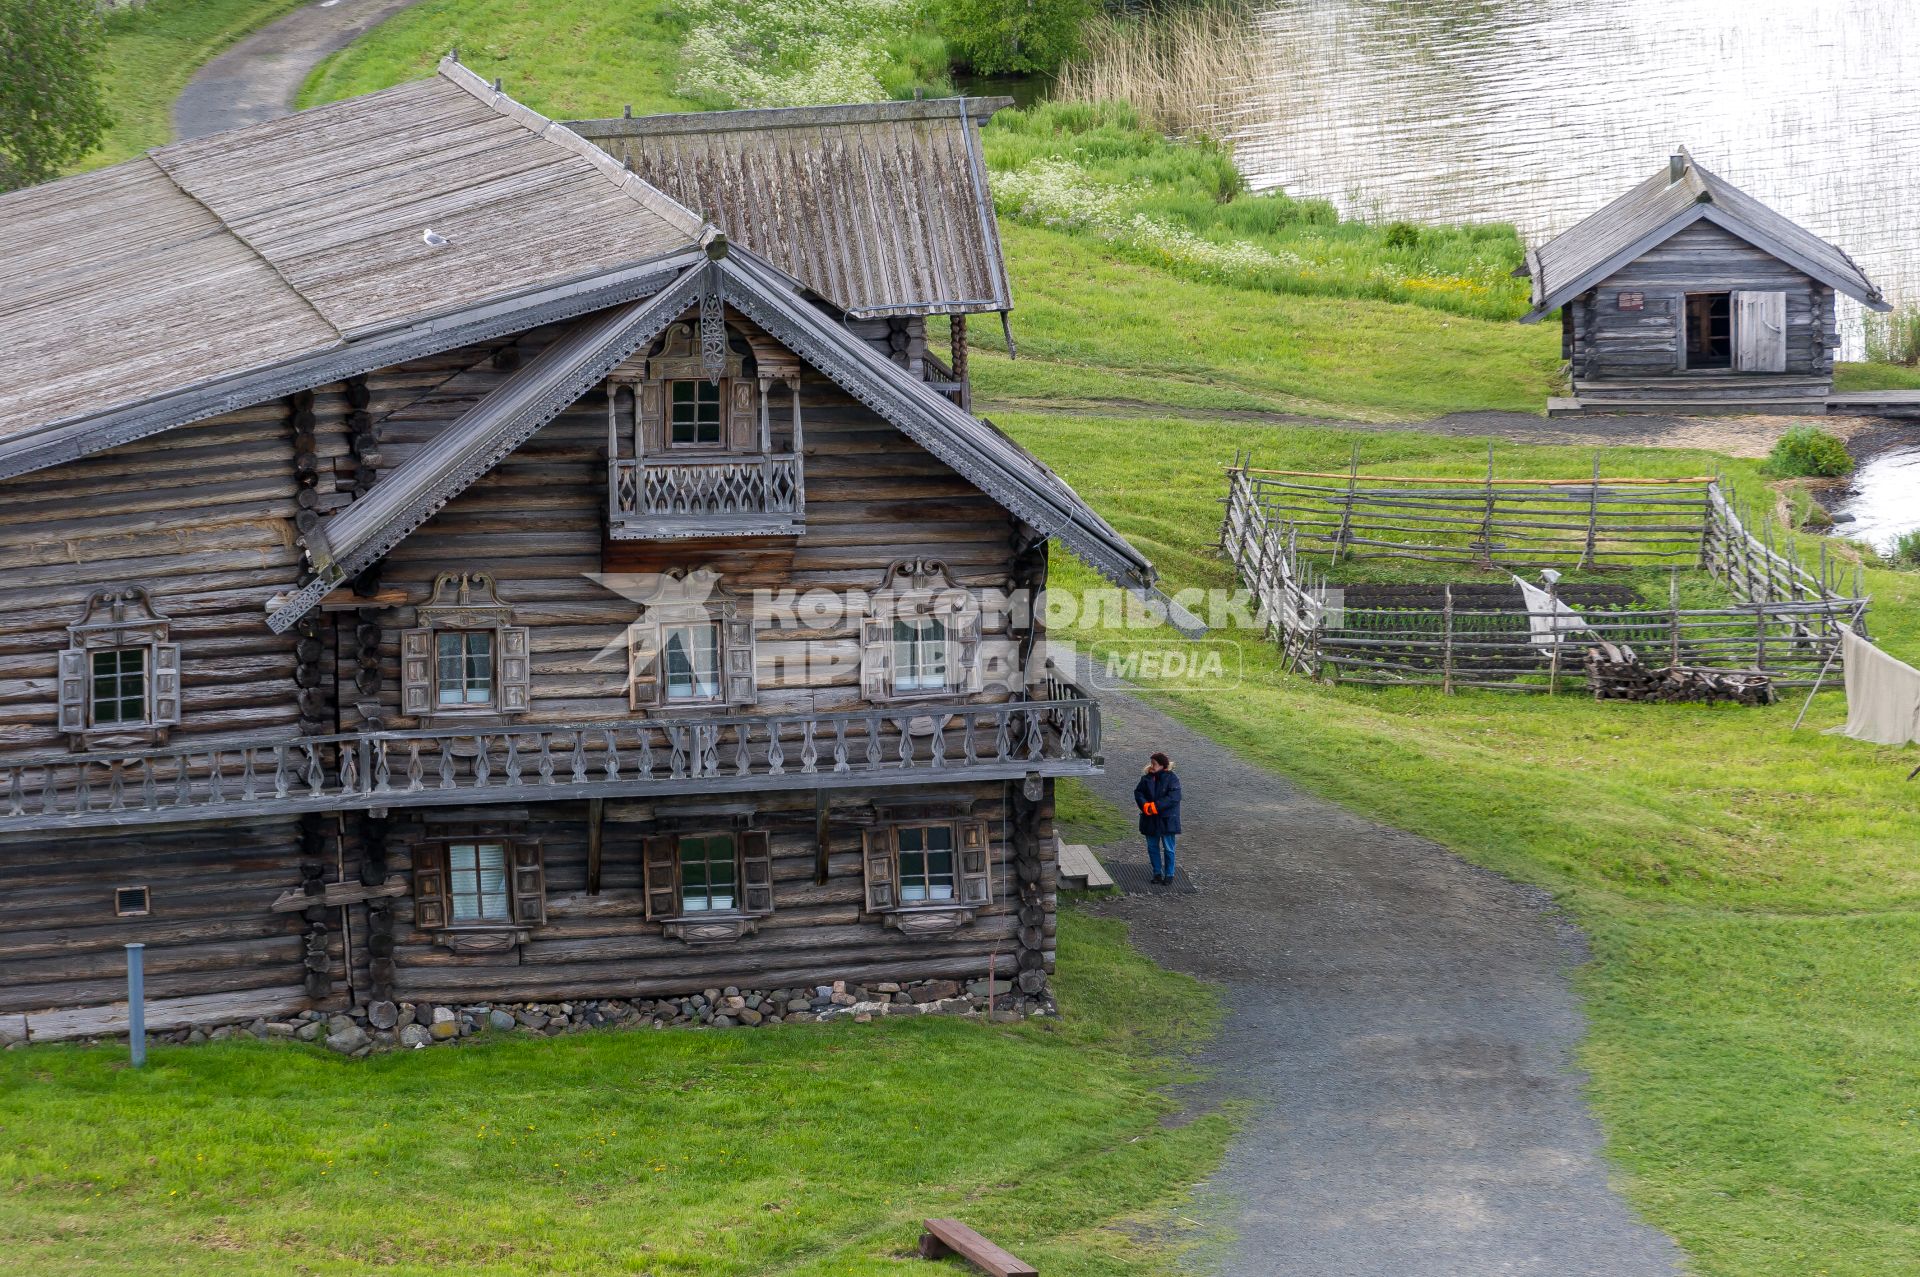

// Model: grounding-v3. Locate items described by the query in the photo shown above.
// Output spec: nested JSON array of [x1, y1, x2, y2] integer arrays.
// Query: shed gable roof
[[0, 57, 703, 459], [1519, 149, 1888, 321], [567, 98, 1015, 319]]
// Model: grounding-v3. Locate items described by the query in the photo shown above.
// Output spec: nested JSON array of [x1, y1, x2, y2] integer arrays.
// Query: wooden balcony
[[608, 454, 803, 538], [0, 688, 1101, 833]]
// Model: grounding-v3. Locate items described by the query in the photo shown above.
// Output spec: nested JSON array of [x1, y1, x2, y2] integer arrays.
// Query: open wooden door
[[1734, 291, 1787, 372]]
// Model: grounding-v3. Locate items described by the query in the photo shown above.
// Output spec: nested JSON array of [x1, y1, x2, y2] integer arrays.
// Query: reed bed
[[1053, 3, 1258, 139]]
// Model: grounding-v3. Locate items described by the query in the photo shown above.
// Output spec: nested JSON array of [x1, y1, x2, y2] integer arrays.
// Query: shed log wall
[[1572, 222, 1835, 390]]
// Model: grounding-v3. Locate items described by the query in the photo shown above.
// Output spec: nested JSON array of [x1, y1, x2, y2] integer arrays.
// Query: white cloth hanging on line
[[1510, 573, 1591, 648], [1832, 628, 1920, 746]]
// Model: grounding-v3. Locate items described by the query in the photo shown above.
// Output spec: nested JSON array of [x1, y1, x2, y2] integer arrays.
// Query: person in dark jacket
[[1133, 752, 1182, 885]]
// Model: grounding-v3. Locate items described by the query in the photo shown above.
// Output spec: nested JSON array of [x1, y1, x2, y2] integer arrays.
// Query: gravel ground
[[1080, 682, 1685, 1277], [993, 397, 1889, 460], [172, 0, 422, 141]]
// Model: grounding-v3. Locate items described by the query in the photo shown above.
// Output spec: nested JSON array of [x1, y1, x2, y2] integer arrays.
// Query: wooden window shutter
[[56, 648, 86, 732], [860, 618, 893, 703], [861, 827, 896, 912], [638, 382, 665, 454], [740, 830, 774, 916], [412, 843, 449, 930], [948, 603, 982, 693], [150, 642, 182, 727], [642, 835, 679, 919], [629, 621, 664, 709], [400, 628, 433, 716], [499, 625, 532, 713], [729, 379, 757, 451], [956, 820, 992, 907], [510, 841, 547, 926], [723, 615, 756, 706]]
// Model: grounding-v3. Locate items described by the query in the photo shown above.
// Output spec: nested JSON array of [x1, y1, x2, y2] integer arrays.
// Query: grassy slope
[[299, 0, 700, 115], [0, 914, 1226, 1276], [1010, 402, 1920, 1276], [80, 0, 309, 169]]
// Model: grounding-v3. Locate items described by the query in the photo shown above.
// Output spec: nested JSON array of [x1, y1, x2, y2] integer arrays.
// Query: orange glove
[[1143, 801, 1159, 815]]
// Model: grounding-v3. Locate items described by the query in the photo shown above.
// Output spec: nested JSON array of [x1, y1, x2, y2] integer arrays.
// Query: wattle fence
[[1221, 455, 1868, 694]]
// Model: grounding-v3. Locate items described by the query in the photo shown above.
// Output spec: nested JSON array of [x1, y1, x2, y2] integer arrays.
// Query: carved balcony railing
[[608, 454, 803, 538], [0, 687, 1101, 832]]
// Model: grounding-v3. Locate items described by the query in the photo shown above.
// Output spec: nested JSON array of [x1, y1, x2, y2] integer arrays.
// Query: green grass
[[1833, 360, 1920, 393], [984, 102, 1531, 322], [993, 409, 1920, 1275], [300, 0, 703, 116], [0, 911, 1226, 1276], [78, 0, 308, 170], [963, 223, 1560, 421], [1055, 776, 1136, 846]]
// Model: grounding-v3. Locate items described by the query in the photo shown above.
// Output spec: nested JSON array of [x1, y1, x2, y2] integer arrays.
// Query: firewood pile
[[1583, 642, 1776, 705]]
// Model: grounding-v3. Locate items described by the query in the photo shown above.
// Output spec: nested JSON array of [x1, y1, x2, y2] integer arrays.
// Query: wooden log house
[[0, 60, 1180, 1044], [1521, 147, 1889, 415]]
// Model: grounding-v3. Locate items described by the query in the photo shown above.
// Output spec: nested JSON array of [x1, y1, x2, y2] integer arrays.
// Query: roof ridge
[[434, 55, 710, 243], [139, 151, 347, 344]]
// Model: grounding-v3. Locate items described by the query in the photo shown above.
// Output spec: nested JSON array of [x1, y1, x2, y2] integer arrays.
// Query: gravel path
[[172, 0, 422, 141], [1080, 684, 1685, 1276], [990, 397, 1890, 459]]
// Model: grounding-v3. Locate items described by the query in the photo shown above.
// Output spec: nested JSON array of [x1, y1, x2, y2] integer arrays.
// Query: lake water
[[1223, 0, 1920, 353], [1835, 444, 1920, 553]]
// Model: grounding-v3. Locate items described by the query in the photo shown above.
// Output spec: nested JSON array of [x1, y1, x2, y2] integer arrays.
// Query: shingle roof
[[1519, 148, 1888, 321], [0, 57, 703, 451], [567, 99, 1014, 319]]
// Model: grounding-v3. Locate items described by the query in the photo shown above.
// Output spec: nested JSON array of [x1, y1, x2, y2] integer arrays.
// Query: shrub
[[1889, 530, 1920, 568], [1864, 305, 1920, 367], [1761, 424, 1852, 478], [941, 0, 1094, 76], [1384, 220, 1422, 250]]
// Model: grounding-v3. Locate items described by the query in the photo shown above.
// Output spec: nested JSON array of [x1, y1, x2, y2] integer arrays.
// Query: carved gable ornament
[[415, 572, 514, 629]]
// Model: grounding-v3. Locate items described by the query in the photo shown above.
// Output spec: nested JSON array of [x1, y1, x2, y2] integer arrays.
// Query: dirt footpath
[[1079, 683, 1685, 1277], [173, 0, 422, 141]]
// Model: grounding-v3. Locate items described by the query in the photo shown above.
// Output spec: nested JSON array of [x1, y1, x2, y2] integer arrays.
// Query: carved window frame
[[411, 831, 547, 952], [642, 824, 775, 945], [861, 817, 992, 937], [58, 587, 180, 750], [861, 559, 983, 705], [400, 573, 530, 727], [626, 570, 757, 712]]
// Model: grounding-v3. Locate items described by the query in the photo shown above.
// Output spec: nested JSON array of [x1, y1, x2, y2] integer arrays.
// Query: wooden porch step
[[1551, 396, 1830, 418], [1055, 842, 1113, 890], [1826, 389, 1920, 418]]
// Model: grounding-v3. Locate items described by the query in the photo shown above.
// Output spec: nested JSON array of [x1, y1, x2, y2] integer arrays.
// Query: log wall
[[0, 816, 347, 1042], [383, 780, 1056, 1003], [1572, 222, 1835, 387]]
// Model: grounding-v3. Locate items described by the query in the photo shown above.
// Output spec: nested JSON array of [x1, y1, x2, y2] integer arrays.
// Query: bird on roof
[[422, 227, 453, 248]]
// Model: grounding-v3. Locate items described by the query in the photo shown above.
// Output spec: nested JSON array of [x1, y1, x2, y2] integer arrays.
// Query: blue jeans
[[1147, 832, 1177, 879]]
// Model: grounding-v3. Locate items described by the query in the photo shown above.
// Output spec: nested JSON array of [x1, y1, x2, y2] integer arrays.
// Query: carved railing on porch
[[0, 688, 1102, 831], [608, 454, 803, 536]]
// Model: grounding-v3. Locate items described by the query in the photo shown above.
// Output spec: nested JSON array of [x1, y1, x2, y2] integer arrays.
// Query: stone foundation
[[9, 976, 1055, 1057]]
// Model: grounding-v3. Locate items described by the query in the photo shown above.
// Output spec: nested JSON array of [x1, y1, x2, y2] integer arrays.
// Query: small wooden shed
[[1519, 147, 1889, 415]]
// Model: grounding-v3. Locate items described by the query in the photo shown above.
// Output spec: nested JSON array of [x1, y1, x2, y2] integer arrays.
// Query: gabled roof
[[567, 98, 1014, 319], [267, 244, 1194, 636], [0, 56, 704, 463], [1518, 148, 1889, 322]]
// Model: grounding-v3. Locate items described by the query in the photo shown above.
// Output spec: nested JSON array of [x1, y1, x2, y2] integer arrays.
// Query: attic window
[[115, 886, 150, 917]]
